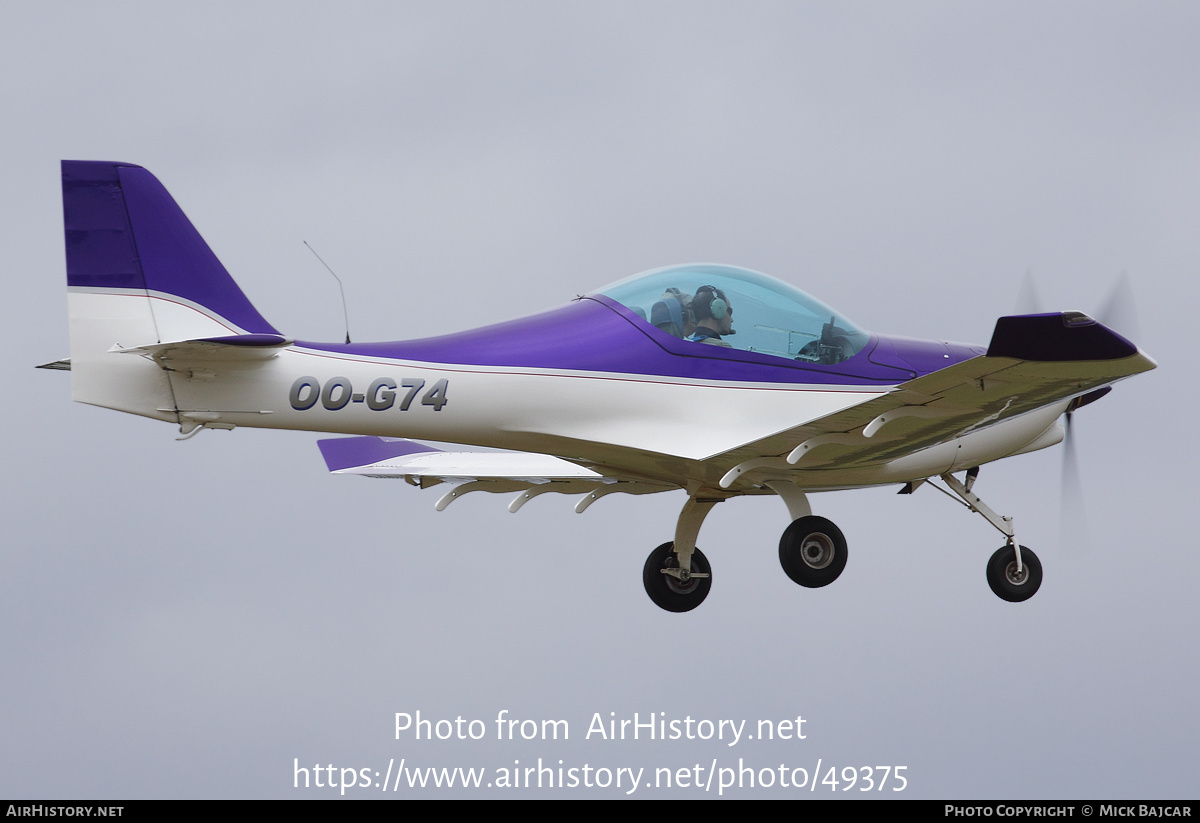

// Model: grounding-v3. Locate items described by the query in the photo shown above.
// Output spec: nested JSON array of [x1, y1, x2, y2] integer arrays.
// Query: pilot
[[687, 285, 734, 347]]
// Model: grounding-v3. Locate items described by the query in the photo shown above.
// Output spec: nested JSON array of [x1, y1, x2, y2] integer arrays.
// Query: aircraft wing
[[317, 436, 677, 512], [716, 312, 1157, 485]]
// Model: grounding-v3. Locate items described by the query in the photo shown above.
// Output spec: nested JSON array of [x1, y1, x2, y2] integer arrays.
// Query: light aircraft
[[46, 160, 1156, 612]]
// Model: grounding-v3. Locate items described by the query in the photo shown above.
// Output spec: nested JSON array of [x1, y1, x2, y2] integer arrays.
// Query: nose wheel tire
[[779, 516, 848, 588], [986, 545, 1042, 602], [643, 542, 712, 612]]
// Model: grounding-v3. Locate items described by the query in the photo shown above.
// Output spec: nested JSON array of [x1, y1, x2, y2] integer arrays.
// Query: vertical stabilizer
[[62, 160, 279, 420]]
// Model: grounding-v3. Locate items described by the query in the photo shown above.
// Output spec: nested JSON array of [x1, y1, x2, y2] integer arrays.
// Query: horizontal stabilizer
[[36, 359, 71, 371], [113, 334, 293, 363]]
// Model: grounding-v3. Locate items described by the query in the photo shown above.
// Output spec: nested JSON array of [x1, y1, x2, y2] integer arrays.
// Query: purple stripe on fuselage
[[869, 334, 985, 375], [298, 296, 981, 386], [317, 436, 442, 472]]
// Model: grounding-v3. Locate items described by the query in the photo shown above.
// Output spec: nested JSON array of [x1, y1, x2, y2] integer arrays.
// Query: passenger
[[687, 285, 734, 347], [651, 288, 695, 338]]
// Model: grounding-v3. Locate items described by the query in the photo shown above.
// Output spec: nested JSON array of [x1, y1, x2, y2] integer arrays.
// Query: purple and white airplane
[[48, 160, 1156, 612]]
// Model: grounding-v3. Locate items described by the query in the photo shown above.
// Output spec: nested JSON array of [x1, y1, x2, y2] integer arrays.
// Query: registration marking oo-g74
[[289, 376, 449, 412]]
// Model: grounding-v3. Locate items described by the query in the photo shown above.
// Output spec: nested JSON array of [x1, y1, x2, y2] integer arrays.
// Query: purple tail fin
[[62, 160, 278, 335]]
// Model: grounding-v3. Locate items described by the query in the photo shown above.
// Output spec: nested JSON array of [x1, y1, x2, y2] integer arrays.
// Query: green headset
[[694, 285, 729, 321]]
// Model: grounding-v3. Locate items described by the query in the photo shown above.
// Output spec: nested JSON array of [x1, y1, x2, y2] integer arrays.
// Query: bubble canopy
[[594, 264, 870, 365]]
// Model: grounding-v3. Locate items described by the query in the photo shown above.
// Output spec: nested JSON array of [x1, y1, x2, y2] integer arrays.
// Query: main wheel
[[642, 542, 711, 613], [779, 516, 848, 588], [986, 545, 1042, 602]]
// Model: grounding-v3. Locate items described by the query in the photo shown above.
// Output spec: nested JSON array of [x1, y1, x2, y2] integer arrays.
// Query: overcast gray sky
[[3, 0, 1197, 798]]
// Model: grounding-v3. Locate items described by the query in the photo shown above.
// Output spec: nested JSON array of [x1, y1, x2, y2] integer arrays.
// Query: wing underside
[[317, 436, 677, 512]]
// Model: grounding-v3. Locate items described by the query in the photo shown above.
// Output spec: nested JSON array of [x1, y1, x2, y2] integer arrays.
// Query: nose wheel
[[643, 542, 712, 612], [986, 544, 1042, 602]]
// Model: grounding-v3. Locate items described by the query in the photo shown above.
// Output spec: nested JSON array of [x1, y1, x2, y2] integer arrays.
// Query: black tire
[[642, 542, 711, 613], [986, 545, 1042, 602], [778, 516, 848, 588]]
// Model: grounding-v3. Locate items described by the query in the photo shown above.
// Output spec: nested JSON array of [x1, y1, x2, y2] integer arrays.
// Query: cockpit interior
[[596, 264, 870, 365]]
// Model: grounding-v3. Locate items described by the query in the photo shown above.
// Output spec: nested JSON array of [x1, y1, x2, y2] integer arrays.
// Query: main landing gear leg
[[938, 470, 1043, 603], [764, 480, 812, 521], [642, 496, 719, 613]]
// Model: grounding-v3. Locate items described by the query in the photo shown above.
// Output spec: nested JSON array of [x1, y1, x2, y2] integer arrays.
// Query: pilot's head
[[693, 285, 733, 335]]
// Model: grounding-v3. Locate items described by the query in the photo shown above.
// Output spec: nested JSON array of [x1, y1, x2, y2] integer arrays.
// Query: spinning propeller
[[1016, 270, 1140, 556]]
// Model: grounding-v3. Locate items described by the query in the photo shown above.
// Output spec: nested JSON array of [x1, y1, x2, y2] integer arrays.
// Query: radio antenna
[[303, 241, 352, 344]]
